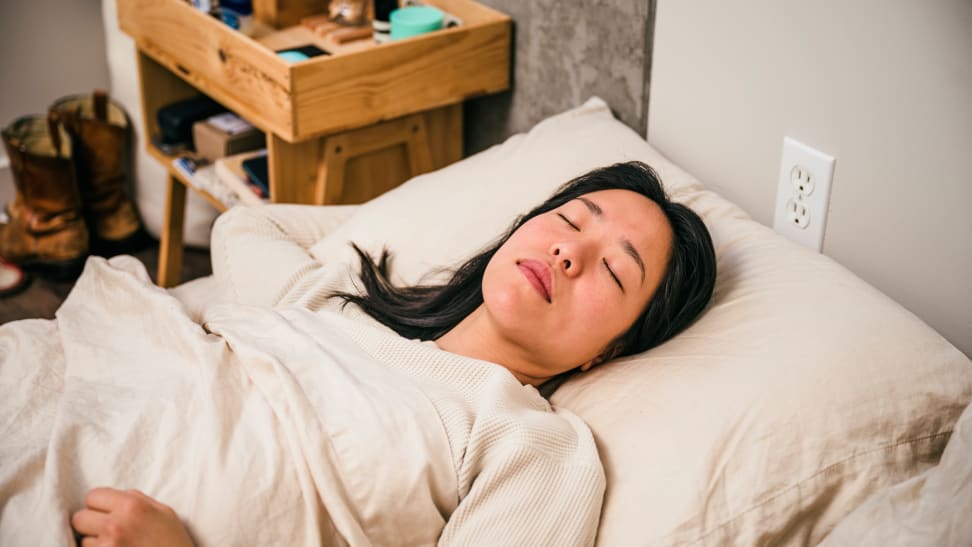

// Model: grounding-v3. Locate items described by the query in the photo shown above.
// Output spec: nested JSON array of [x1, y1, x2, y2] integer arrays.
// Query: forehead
[[571, 189, 671, 235]]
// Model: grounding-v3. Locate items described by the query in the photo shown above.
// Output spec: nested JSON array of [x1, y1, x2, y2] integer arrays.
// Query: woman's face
[[481, 189, 674, 380]]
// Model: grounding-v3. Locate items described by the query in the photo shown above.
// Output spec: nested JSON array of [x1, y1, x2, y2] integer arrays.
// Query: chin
[[484, 287, 528, 326]]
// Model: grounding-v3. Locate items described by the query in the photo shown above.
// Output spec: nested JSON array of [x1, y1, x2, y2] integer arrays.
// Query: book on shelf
[[171, 155, 239, 209], [172, 149, 269, 208]]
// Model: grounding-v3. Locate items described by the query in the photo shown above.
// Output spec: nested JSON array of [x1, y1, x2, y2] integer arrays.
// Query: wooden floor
[[0, 241, 212, 324]]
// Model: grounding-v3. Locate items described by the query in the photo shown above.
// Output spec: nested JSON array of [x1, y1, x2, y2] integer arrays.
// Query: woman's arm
[[71, 488, 194, 547], [438, 442, 606, 546], [210, 204, 358, 306]]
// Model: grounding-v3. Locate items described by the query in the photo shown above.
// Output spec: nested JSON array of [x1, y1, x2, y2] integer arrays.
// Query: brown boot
[[52, 90, 148, 256], [0, 113, 89, 279]]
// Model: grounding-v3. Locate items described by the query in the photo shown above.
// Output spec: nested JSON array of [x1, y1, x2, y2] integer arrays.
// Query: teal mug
[[390, 6, 444, 40]]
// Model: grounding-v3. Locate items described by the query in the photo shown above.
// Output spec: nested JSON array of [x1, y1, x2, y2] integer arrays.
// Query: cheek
[[563, 282, 618, 331], [567, 281, 642, 338]]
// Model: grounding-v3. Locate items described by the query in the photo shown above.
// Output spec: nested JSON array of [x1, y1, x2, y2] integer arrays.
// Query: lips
[[517, 259, 552, 302]]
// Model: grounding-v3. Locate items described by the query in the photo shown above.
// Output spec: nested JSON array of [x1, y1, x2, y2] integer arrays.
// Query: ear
[[583, 342, 622, 372], [579, 359, 598, 372]]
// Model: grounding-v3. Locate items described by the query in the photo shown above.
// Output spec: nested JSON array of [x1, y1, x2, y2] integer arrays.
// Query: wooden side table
[[118, 0, 510, 287]]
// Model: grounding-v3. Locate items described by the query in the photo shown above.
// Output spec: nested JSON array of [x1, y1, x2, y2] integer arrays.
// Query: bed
[[174, 97, 972, 545], [3, 98, 971, 546]]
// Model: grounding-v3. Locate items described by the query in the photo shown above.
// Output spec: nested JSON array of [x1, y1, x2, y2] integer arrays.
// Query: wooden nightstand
[[117, 0, 510, 287]]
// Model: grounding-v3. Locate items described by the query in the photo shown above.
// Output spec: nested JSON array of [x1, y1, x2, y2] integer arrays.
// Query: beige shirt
[[317, 308, 607, 546]]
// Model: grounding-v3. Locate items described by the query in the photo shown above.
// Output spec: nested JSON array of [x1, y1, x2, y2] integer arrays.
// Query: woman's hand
[[71, 487, 195, 547]]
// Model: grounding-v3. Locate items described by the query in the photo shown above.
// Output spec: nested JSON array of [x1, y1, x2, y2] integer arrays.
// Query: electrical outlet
[[772, 137, 835, 252]]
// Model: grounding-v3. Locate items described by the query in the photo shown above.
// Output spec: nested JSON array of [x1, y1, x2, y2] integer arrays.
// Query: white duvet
[[0, 256, 456, 546]]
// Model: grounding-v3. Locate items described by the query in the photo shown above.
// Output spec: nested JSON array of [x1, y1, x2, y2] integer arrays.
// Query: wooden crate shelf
[[119, 0, 511, 142], [118, 0, 510, 287]]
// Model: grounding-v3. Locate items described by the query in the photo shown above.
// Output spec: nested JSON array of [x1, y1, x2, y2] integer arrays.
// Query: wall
[[647, 0, 972, 356], [0, 0, 111, 205], [464, 0, 653, 154]]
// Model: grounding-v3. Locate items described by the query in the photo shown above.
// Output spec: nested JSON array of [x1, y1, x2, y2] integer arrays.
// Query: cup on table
[[390, 6, 445, 40]]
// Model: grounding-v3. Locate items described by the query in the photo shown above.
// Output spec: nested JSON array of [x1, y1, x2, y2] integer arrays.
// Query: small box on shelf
[[192, 113, 265, 162]]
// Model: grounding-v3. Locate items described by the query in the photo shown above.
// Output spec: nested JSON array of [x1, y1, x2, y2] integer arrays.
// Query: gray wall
[[464, 0, 654, 154], [0, 0, 111, 204], [0, 0, 110, 130]]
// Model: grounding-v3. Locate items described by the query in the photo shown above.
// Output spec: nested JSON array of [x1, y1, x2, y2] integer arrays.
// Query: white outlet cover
[[773, 137, 835, 252]]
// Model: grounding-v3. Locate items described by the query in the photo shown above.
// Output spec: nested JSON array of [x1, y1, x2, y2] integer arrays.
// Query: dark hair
[[334, 161, 716, 364]]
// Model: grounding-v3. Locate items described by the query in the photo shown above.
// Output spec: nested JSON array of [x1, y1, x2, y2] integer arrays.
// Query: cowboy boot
[[52, 90, 148, 256], [0, 113, 89, 279]]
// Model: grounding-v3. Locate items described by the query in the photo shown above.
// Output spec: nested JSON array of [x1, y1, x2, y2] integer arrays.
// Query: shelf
[[119, 0, 511, 142], [121, 0, 509, 288], [147, 145, 230, 213]]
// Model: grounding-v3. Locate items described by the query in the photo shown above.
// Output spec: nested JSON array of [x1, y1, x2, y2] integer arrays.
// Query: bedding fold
[[1, 255, 605, 547], [0, 256, 450, 546]]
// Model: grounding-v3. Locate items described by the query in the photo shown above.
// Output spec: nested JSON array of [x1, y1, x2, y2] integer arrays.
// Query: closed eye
[[557, 213, 580, 231], [603, 259, 625, 292]]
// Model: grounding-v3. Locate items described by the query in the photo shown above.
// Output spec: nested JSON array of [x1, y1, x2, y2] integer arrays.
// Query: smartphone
[[276, 45, 330, 58], [241, 155, 269, 195]]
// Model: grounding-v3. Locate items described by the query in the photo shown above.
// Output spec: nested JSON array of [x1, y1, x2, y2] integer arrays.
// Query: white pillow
[[309, 98, 700, 284], [307, 98, 972, 545]]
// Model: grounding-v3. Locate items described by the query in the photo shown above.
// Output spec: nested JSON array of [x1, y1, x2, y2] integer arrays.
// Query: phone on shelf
[[240, 154, 269, 196]]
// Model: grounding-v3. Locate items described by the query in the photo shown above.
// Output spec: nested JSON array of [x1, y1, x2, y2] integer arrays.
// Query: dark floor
[[0, 241, 212, 324]]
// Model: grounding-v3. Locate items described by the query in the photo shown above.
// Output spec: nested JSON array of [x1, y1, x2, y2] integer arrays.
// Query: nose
[[551, 241, 585, 277]]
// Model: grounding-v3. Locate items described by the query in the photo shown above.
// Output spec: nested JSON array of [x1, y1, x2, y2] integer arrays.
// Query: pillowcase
[[307, 97, 972, 545], [309, 98, 700, 284], [553, 183, 972, 545]]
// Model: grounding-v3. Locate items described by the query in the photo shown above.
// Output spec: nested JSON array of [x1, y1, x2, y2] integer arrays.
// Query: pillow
[[309, 98, 701, 284], [817, 398, 972, 546], [307, 98, 972, 545]]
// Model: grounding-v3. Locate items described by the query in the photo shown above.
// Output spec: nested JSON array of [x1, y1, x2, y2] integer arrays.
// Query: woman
[[68, 161, 716, 546]]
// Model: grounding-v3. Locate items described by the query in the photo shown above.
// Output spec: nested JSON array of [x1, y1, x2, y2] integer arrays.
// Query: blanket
[[0, 256, 455, 546], [1, 256, 605, 547]]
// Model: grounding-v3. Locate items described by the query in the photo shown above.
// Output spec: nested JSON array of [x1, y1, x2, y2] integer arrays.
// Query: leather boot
[[0, 113, 89, 279], [52, 90, 148, 256]]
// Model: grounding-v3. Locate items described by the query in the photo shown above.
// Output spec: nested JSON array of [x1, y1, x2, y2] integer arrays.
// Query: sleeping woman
[[0, 161, 715, 546]]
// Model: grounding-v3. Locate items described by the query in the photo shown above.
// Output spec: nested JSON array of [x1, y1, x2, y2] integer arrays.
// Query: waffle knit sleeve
[[437, 412, 606, 547], [209, 204, 358, 307]]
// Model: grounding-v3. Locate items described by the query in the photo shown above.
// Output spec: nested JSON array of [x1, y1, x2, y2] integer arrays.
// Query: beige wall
[[647, 0, 972, 356]]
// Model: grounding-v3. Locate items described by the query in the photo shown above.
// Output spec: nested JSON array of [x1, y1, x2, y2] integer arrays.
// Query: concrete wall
[[464, 0, 653, 154], [647, 0, 972, 356]]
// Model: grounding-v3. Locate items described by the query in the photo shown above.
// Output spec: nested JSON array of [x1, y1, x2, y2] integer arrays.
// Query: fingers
[[85, 487, 163, 512], [83, 487, 130, 512], [74, 487, 195, 547], [75, 488, 160, 544], [71, 508, 109, 537]]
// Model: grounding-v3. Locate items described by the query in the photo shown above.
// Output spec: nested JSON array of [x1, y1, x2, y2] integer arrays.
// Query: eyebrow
[[576, 197, 647, 286]]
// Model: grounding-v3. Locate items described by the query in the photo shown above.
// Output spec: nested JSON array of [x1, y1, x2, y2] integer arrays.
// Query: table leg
[[158, 174, 186, 288]]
